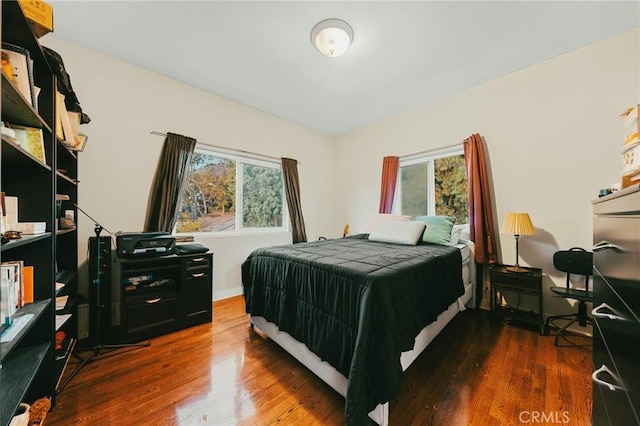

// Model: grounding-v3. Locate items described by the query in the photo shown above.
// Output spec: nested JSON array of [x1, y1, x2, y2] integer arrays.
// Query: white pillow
[[450, 224, 467, 246], [368, 221, 426, 245], [453, 223, 471, 243], [362, 213, 410, 233]]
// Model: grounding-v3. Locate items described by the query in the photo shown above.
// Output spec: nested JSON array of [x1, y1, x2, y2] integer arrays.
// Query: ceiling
[[48, 1, 639, 136]]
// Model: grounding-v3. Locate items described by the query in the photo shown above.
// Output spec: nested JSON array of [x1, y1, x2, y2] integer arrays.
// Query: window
[[175, 146, 286, 234], [397, 146, 469, 224]]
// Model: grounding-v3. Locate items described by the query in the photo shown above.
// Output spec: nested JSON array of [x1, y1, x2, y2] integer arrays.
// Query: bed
[[242, 232, 476, 425]]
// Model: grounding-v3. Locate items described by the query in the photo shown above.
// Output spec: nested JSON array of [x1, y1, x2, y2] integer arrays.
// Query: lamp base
[[506, 265, 529, 273]]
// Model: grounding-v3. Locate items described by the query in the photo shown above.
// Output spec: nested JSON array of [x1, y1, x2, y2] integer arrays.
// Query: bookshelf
[[1, 1, 79, 423]]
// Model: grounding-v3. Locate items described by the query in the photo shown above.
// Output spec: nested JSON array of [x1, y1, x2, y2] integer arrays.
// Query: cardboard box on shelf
[[18, 0, 54, 38], [621, 105, 639, 147]]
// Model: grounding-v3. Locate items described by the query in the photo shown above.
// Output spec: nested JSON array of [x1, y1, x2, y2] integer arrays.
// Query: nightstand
[[490, 264, 544, 334]]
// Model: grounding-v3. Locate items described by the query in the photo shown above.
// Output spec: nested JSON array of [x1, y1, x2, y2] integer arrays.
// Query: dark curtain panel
[[281, 157, 307, 243], [144, 132, 196, 233], [378, 156, 399, 213], [463, 133, 498, 265]]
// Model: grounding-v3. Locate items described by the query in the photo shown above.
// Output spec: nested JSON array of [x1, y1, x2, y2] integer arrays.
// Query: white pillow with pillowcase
[[362, 213, 411, 234], [368, 220, 426, 245], [449, 224, 465, 246], [450, 223, 470, 245]]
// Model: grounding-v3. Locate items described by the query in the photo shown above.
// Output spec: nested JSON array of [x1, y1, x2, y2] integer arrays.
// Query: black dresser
[[592, 183, 640, 425]]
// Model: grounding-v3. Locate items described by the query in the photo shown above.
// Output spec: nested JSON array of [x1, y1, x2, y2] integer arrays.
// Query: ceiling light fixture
[[311, 18, 354, 58]]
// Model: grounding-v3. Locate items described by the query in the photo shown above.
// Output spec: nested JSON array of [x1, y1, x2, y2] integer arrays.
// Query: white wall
[[334, 28, 639, 328], [41, 36, 338, 301]]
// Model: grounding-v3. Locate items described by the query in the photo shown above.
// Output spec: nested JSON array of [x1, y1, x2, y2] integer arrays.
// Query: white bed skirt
[[250, 243, 476, 425]]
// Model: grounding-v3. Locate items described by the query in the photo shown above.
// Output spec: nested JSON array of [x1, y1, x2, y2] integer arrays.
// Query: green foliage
[[175, 212, 202, 233], [242, 164, 283, 227], [434, 155, 468, 224], [177, 153, 283, 232], [400, 154, 469, 225]]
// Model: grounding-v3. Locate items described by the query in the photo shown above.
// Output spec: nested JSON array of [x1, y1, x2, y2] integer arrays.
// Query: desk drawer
[[125, 292, 179, 333]]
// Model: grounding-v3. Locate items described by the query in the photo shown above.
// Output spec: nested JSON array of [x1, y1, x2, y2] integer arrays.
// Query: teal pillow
[[415, 215, 455, 245]]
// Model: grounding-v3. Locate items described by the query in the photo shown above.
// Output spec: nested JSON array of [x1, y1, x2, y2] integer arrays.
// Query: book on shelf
[[1, 260, 23, 320], [56, 91, 77, 148], [1, 264, 14, 330], [0, 122, 16, 138], [7, 222, 46, 235], [55, 313, 71, 331], [23, 266, 34, 305], [73, 133, 89, 152], [55, 295, 68, 311], [9, 125, 46, 164], [1, 42, 36, 108], [0, 192, 5, 234], [4, 195, 18, 224]]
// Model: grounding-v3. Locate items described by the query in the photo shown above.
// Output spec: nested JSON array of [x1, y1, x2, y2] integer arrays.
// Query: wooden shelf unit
[[1, 1, 80, 422]]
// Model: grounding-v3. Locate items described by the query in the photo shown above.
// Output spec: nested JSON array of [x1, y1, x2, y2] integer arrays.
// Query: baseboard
[[214, 286, 243, 301]]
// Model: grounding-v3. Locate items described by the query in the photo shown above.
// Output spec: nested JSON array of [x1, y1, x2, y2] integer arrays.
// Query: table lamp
[[501, 212, 535, 273]]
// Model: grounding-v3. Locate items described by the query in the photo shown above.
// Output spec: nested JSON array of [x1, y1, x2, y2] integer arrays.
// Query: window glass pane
[[242, 163, 283, 228], [398, 149, 468, 224], [434, 154, 468, 224], [400, 162, 429, 217], [175, 153, 236, 233]]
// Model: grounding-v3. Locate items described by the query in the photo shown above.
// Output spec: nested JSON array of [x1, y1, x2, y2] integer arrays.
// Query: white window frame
[[394, 145, 465, 216], [175, 144, 289, 236]]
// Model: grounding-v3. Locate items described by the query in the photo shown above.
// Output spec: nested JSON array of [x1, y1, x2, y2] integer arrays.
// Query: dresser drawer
[[594, 270, 640, 322], [593, 216, 640, 283], [593, 327, 639, 425], [593, 272, 640, 423]]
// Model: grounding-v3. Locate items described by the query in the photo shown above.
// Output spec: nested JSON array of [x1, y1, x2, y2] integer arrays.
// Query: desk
[[490, 264, 543, 334], [115, 252, 213, 342]]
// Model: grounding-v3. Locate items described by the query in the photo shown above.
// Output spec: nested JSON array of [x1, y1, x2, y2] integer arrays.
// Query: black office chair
[[545, 247, 593, 346]]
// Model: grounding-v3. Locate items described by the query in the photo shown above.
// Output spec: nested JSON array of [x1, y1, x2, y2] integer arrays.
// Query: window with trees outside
[[396, 146, 469, 225], [174, 146, 286, 234]]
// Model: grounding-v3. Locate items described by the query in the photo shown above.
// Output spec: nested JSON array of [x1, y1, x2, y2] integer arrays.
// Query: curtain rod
[[150, 131, 292, 163], [399, 141, 464, 160]]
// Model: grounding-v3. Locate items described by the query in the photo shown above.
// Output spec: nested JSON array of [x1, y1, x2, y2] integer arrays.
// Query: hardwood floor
[[47, 296, 592, 425]]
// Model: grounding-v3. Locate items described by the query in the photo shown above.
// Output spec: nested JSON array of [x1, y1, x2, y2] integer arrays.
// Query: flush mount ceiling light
[[311, 18, 354, 57]]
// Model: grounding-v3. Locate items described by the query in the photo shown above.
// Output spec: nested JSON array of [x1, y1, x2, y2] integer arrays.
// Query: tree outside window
[[175, 149, 285, 233], [398, 149, 468, 225]]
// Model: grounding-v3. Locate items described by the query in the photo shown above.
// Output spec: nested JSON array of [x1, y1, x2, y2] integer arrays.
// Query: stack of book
[[7, 222, 46, 235], [1, 260, 35, 332], [1, 193, 47, 234], [621, 106, 640, 188]]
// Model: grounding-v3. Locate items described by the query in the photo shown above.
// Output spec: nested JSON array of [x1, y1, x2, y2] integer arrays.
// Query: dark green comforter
[[242, 235, 463, 425]]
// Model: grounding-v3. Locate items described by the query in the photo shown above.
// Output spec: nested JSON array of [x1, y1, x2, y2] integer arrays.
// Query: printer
[[115, 231, 176, 258]]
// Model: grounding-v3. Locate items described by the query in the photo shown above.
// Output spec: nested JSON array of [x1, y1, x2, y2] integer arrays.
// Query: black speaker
[[89, 236, 114, 344]]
